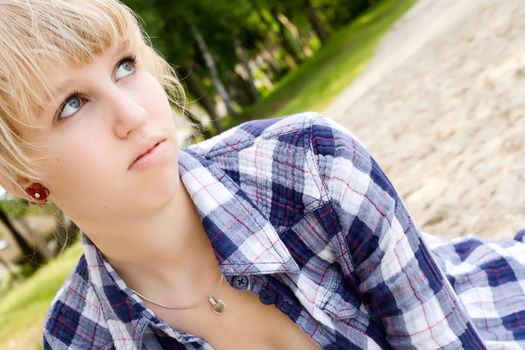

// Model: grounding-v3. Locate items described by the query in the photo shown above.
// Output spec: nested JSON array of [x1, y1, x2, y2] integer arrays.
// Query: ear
[[0, 174, 32, 199]]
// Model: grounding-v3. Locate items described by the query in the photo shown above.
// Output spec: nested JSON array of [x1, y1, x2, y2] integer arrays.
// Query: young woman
[[0, 1, 523, 349]]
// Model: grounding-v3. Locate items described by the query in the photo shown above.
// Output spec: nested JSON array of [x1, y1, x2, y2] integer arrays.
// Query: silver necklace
[[130, 274, 226, 315]]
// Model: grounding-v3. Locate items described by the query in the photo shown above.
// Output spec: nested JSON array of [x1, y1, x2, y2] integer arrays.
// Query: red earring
[[26, 183, 50, 204]]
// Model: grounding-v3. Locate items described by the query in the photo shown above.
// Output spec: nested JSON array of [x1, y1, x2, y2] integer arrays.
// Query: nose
[[109, 88, 148, 138]]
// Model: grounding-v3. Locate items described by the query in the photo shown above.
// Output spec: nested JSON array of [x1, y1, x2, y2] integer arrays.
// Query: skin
[[16, 43, 320, 349], [19, 43, 221, 302]]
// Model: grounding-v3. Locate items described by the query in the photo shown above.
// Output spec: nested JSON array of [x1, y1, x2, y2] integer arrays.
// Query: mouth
[[128, 139, 166, 170]]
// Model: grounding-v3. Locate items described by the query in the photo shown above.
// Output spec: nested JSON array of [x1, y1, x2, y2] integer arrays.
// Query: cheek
[[43, 143, 108, 191], [142, 75, 173, 118]]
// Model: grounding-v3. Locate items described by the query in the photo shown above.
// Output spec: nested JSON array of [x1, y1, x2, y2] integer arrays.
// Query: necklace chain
[[130, 274, 226, 314]]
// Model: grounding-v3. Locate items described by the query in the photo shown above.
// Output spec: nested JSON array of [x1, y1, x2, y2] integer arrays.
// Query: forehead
[[44, 41, 133, 96], [0, 1, 143, 127]]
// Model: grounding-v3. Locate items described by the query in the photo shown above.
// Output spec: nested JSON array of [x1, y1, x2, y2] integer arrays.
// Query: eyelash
[[117, 54, 137, 70], [55, 54, 138, 120], [56, 91, 83, 119]]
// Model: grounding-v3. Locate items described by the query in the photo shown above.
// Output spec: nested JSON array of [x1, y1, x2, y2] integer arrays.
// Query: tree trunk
[[156, 12, 215, 137], [53, 210, 78, 255], [188, 20, 239, 118], [178, 65, 219, 136], [234, 37, 260, 102], [226, 70, 256, 105], [304, 0, 329, 45], [278, 12, 314, 58], [0, 207, 45, 268], [260, 43, 281, 77], [15, 217, 54, 260], [269, 7, 301, 67], [249, 0, 296, 70]]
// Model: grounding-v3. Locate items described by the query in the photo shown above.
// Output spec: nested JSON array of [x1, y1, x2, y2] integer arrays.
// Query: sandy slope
[[325, 0, 525, 239]]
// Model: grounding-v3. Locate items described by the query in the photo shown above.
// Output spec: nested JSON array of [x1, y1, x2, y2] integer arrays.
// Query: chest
[[151, 283, 320, 350]]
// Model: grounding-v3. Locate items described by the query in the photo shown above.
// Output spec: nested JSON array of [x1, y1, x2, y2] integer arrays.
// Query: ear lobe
[[0, 171, 50, 203], [0, 174, 32, 199], [25, 183, 50, 204]]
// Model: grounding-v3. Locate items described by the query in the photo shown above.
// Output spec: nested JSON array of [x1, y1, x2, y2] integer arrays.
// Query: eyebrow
[[53, 80, 75, 98], [51, 41, 132, 99]]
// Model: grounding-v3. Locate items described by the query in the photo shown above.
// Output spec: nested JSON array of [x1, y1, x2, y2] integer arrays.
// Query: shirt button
[[232, 275, 249, 290], [324, 345, 340, 350], [280, 299, 292, 313], [259, 289, 277, 305]]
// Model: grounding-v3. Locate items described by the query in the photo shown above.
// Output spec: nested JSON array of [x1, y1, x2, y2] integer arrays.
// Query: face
[[21, 43, 180, 228]]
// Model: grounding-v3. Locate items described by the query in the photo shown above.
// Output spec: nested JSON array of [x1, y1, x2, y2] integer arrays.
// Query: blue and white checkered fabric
[[44, 113, 525, 349]]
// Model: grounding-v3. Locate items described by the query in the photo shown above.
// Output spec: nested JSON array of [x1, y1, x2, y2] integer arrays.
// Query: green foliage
[[123, 0, 384, 129], [0, 0, 416, 347], [17, 262, 36, 278], [315, 0, 377, 29], [238, 0, 416, 121], [0, 241, 82, 349], [0, 198, 57, 218]]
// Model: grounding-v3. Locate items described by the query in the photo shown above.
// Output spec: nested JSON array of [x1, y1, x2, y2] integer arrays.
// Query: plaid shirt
[[44, 113, 525, 349]]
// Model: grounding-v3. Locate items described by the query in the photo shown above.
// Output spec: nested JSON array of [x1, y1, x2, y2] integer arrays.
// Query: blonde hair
[[0, 0, 185, 198]]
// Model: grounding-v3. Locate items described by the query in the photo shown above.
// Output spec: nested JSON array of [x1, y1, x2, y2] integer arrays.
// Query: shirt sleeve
[[308, 114, 485, 349]]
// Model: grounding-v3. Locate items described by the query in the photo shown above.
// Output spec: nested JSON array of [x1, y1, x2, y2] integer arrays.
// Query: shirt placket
[[225, 273, 344, 350]]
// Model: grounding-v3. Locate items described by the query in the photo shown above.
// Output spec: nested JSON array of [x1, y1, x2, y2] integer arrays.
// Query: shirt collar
[[82, 147, 299, 277], [80, 148, 299, 343], [177, 148, 299, 275]]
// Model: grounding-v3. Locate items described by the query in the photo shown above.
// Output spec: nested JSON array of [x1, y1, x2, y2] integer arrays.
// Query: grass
[[239, 0, 416, 122], [0, 0, 417, 348], [0, 241, 82, 350]]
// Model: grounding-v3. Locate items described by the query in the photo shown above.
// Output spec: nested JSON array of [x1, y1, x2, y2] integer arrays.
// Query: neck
[[79, 176, 221, 302]]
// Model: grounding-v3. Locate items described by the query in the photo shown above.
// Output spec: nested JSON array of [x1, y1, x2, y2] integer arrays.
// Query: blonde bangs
[[0, 0, 145, 124], [0, 0, 185, 198]]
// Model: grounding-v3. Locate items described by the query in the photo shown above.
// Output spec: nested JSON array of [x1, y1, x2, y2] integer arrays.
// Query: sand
[[325, 0, 525, 239]]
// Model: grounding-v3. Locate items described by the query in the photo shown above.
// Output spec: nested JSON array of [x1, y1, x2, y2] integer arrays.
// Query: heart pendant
[[208, 296, 226, 315]]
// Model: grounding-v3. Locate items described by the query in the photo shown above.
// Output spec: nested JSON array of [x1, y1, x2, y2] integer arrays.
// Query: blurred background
[[1, 0, 524, 348]]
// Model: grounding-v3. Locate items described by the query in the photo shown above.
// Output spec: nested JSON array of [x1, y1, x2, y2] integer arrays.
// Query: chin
[[147, 169, 180, 205]]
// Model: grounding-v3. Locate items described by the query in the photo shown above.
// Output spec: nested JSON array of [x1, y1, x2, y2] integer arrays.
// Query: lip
[[128, 138, 167, 170]]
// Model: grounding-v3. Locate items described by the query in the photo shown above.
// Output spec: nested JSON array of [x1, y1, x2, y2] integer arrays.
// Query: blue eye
[[115, 56, 136, 80], [58, 93, 84, 119], [54, 55, 137, 121]]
